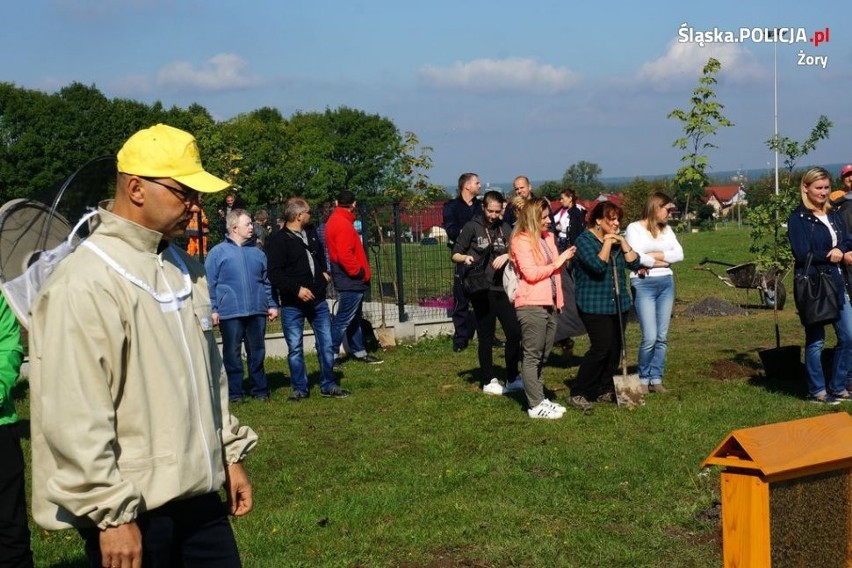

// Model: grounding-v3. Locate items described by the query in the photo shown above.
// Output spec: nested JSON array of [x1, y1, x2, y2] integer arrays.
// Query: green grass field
[[17, 225, 847, 567]]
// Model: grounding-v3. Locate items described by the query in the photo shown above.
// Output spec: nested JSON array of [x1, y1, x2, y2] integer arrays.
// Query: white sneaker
[[528, 403, 563, 419], [482, 378, 506, 396], [540, 399, 566, 415], [504, 375, 525, 392]]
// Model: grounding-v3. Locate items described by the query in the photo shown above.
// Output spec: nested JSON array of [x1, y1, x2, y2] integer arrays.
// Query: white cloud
[[157, 53, 261, 92], [418, 57, 581, 94], [633, 40, 768, 90]]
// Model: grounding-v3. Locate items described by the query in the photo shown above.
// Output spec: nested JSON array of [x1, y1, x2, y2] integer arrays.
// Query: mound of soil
[[682, 297, 748, 318], [708, 359, 757, 381]]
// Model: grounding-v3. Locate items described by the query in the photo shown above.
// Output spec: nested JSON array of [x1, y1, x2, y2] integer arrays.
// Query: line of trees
[[0, 81, 447, 232]]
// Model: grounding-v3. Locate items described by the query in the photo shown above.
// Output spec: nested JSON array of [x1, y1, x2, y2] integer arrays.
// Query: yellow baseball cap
[[117, 124, 229, 193]]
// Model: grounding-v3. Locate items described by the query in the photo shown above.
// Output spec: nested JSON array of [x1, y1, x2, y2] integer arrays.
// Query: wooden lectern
[[702, 412, 852, 567]]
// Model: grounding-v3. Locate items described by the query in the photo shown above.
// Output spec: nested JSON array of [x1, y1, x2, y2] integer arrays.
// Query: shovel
[[612, 258, 644, 408], [370, 214, 396, 349]]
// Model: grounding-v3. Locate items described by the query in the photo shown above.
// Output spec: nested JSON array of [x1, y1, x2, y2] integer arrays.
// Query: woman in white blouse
[[624, 193, 684, 394]]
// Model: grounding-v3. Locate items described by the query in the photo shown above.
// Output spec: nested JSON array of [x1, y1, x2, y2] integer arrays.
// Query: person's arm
[[0, 293, 22, 413], [442, 200, 462, 244], [333, 226, 367, 279], [259, 254, 278, 320], [574, 231, 609, 276], [30, 271, 143, 531], [511, 234, 560, 283], [451, 221, 477, 264], [203, 248, 221, 324], [624, 223, 656, 268]]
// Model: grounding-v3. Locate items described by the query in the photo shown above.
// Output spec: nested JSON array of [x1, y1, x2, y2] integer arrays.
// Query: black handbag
[[461, 249, 493, 295], [793, 251, 840, 327], [461, 228, 495, 296]]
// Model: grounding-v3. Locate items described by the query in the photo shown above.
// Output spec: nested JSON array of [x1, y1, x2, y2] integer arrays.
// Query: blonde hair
[[642, 192, 673, 238], [801, 167, 832, 211], [511, 197, 550, 263]]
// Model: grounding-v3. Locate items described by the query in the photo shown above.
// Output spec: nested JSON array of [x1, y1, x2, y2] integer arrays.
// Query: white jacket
[[29, 204, 257, 530]]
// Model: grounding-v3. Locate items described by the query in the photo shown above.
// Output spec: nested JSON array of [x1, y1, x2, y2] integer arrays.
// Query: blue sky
[[2, 0, 849, 186]]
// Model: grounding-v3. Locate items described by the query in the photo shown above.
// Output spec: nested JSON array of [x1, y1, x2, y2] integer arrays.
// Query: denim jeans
[[631, 275, 675, 385], [804, 291, 852, 397], [331, 290, 366, 358], [282, 300, 336, 393], [219, 315, 269, 400]]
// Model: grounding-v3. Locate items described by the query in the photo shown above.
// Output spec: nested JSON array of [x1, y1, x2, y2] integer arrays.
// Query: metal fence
[[328, 202, 455, 327], [183, 201, 457, 327]]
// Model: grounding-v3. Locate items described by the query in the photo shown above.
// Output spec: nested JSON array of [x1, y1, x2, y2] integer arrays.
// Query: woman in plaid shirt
[[568, 201, 641, 413]]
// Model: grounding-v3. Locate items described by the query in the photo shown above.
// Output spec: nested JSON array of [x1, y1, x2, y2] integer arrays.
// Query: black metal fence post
[[393, 200, 407, 322]]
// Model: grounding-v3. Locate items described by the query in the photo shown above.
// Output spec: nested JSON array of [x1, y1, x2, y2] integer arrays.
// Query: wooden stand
[[702, 413, 852, 567]]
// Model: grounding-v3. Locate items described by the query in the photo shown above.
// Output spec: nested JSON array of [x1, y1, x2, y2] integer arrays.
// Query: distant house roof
[[703, 185, 745, 205], [399, 201, 445, 233]]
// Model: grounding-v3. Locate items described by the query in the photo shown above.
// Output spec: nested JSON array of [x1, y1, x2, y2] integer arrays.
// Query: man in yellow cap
[[28, 124, 258, 567]]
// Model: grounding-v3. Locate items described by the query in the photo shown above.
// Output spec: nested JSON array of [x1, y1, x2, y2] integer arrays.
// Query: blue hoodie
[[205, 237, 277, 319]]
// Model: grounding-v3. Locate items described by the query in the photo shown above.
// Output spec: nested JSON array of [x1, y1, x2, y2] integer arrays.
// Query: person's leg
[[631, 277, 657, 387], [492, 290, 522, 381], [218, 318, 247, 401], [649, 276, 675, 385], [829, 293, 852, 396], [310, 300, 338, 393], [244, 315, 269, 399], [331, 290, 362, 358], [517, 306, 547, 408], [804, 323, 828, 398], [451, 264, 474, 350], [572, 310, 611, 399], [282, 305, 309, 395], [469, 291, 495, 385], [0, 424, 33, 568], [175, 494, 241, 568], [598, 314, 624, 397], [343, 294, 367, 358]]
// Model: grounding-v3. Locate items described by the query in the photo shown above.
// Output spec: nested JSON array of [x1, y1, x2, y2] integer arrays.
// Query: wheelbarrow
[[695, 258, 787, 310]]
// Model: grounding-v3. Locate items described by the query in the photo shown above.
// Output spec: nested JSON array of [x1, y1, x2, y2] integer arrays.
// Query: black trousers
[[0, 423, 33, 568], [572, 310, 626, 399], [79, 493, 241, 568], [469, 289, 521, 384], [451, 264, 476, 347]]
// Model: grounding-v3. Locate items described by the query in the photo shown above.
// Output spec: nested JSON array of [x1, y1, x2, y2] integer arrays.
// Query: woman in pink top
[[510, 197, 575, 419]]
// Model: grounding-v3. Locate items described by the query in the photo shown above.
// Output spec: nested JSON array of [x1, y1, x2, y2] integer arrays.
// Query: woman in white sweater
[[624, 193, 684, 394]]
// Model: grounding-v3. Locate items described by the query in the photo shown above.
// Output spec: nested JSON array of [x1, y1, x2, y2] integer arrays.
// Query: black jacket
[[442, 196, 481, 247], [265, 226, 329, 306]]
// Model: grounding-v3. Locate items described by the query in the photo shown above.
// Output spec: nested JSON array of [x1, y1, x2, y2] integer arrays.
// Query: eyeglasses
[[141, 177, 200, 206]]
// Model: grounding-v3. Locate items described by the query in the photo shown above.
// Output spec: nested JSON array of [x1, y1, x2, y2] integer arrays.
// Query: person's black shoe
[[229, 397, 244, 405], [357, 354, 384, 364], [320, 386, 351, 398], [492, 338, 506, 349], [453, 342, 468, 353], [286, 391, 309, 402], [333, 357, 346, 369], [253, 395, 271, 403]]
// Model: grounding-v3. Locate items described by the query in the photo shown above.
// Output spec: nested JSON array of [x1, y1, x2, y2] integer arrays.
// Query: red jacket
[[325, 206, 371, 291]]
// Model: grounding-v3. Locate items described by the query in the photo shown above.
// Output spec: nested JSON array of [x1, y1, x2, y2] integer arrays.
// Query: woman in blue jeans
[[625, 193, 683, 394], [788, 167, 852, 404]]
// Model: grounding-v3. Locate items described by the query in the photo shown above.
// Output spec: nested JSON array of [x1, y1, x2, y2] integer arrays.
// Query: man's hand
[[268, 308, 278, 322], [297, 287, 315, 302], [225, 462, 253, 517], [100, 522, 142, 568], [211, 312, 220, 326]]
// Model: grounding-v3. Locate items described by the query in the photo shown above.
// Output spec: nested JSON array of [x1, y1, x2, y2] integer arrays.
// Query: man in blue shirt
[[206, 209, 279, 402]]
